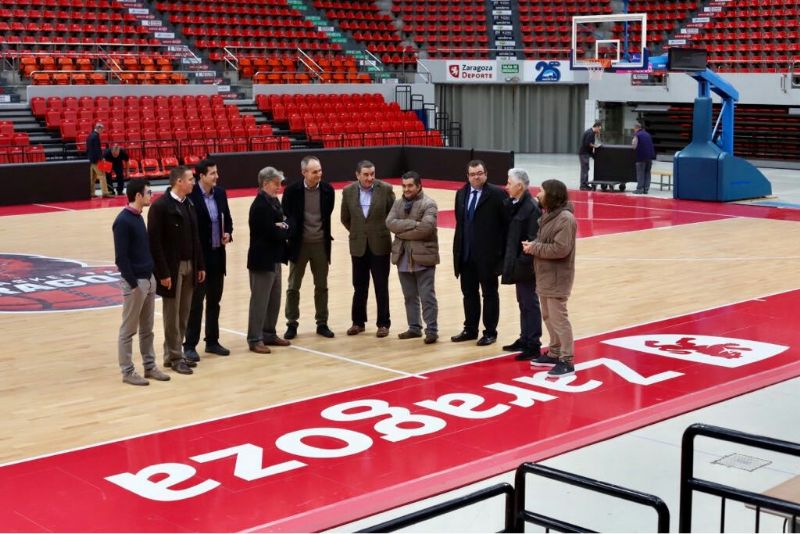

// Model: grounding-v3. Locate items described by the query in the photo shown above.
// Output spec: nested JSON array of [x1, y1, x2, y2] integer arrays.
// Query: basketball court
[[1, 163, 799, 530]]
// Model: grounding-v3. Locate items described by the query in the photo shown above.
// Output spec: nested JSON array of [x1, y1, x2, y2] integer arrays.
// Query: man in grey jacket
[[386, 171, 439, 344]]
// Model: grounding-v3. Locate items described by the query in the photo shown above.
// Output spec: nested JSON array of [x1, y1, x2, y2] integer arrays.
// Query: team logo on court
[[0, 253, 123, 313], [602, 334, 789, 368]]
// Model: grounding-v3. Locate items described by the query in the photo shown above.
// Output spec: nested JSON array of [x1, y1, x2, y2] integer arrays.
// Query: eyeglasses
[[468, 171, 486, 177]]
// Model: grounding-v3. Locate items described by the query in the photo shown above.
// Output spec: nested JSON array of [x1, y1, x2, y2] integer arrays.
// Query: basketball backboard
[[571, 13, 648, 71]]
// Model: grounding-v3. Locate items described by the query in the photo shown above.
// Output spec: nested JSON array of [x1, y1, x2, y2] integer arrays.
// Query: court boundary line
[[3, 284, 798, 470], [32, 203, 74, 212], [218, 325, 428, 380]]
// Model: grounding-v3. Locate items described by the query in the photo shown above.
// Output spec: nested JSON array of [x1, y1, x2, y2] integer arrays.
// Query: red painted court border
[[1, 288, 798, 532]]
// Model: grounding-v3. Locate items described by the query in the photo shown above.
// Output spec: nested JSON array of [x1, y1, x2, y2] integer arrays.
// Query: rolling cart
[[588, 144, 638, 191]]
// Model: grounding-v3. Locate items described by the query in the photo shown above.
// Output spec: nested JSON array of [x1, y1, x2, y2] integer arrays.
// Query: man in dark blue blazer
[[452, 160, 509, 346], [184, 159, 233, 360]]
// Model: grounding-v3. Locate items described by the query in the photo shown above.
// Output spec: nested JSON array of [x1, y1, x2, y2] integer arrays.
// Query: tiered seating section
[[313, 0, 415, 68], [157, 0, 339, 64], [31, 95, 290, 176], [518, 0, 611, 59], [0, 0, 189, 85], [240, 54, 371, 84], [640, 103, 800, 161], [678, 0, 800, 72], [0, 121, 45, 164], [392, 0, 489, 58], [256, 93, 443, 147]]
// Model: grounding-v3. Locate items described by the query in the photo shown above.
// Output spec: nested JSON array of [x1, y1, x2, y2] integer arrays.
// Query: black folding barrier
[[356, 483, 515, 533], [513, 463, 671, 533], [679, 423, 800, 533]]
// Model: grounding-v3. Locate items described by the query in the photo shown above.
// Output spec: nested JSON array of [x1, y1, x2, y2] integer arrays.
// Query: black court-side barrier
[[0, 147, 513, 206], [356, 483, 515, 533], [679, 423, 800, 533], [513, 463, 671, 533]]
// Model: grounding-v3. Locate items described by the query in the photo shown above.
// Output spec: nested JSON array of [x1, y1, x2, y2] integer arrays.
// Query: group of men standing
[[113, 160, 232, 384], [113, 155, 577, 386]]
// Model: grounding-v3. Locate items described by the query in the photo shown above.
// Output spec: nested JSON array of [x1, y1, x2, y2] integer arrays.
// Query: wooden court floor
[[1, 182, 799, 467]]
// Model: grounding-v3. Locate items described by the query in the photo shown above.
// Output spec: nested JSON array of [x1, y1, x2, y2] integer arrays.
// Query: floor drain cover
[[713, 453, 772, 472]]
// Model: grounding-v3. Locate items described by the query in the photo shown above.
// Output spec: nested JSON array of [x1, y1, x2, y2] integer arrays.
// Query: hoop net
[[586, 58, 613, 80]]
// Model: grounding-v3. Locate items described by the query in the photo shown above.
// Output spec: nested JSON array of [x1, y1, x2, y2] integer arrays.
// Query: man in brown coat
[[340, 160, 396, 337], [148, 166, 206, 375], [386, 171, 439, 344], [523, 179, 577, 377]]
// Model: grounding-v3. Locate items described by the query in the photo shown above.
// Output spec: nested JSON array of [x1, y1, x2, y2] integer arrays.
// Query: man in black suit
[[282, 155, 336, 339], [451, 159, 508, 346], [184, 159, 233, 361]]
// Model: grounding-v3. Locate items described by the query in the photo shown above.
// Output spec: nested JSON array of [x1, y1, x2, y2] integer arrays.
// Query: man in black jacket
[[281, 155, 336, 339], [184, 159, 233, 361], [500, 168, 542, 360], [148, 166, 206, 375], [579, 121, 601, 190], [247, 167, 290, 353], [87, 122, 112, 198], [103, 144, 129, 196], [452, 160, 509, 346]]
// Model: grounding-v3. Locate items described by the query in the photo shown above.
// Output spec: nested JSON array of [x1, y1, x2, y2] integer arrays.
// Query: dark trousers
[[107, 170, 125, 196], [459, 259, 499, 337], [185, 248, 225, 348], [351, 245, 391, 328], [579, 153, 591, 186], [516, 280, 542, 350], [635, 160, 653, 193]]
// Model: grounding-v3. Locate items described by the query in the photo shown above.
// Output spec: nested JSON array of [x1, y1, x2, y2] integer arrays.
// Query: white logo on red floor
[[602, 334, 789, 368], [0, 253, 122, 312]]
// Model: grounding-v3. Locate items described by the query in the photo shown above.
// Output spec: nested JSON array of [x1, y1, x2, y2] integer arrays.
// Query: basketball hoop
[[586, 58, 612, 80]]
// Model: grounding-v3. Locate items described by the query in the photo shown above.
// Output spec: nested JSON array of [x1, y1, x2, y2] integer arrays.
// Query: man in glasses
[[451, 160, 508, 346], [112, 179, 170, 386]]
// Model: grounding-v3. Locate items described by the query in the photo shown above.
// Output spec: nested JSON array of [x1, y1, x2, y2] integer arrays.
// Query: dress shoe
[[579, 185, 592, 191], [347, 324, 365, 336], [183, 347, 201, 362], [502, 338, 525, 351], [316, 324, 335, 338], [398, 330, 422, 339], [122, 372, 149, 386], [166, 359, 196, 368], [171, 360, 194, 375], [284, 323, 298, 340], [451, 330, 478, 342], [424, 333, 439, 344], [476, 335, 497, 346], [205, 343, 230, 356], [249, 342, 271, 354], [376, 326, 390, 338], [144, 366, 171, 381], [263, 336, 291, 346]]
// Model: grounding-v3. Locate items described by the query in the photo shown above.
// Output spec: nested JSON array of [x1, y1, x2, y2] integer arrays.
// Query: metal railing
[[514, 463, 671, 532], [680, 423, 800, 533], [356, 483, 515, 533]]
